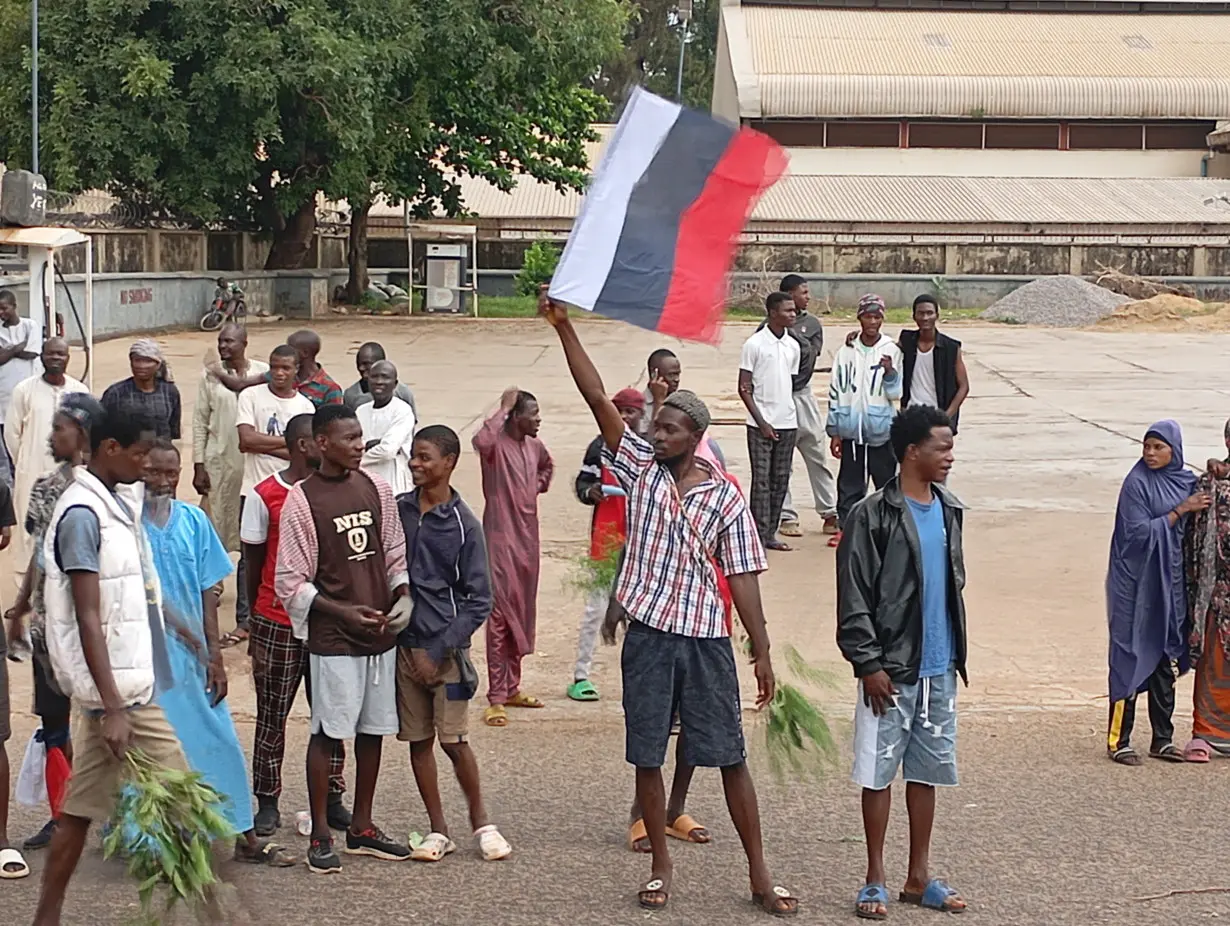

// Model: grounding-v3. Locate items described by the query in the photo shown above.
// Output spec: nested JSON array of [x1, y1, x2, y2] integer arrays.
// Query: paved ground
[[4, 317, 1230, 924]]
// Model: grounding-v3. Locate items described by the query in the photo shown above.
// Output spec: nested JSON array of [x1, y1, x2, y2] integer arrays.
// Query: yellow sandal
[[484, 706, 508, 727], [506, 692, 544, 709]]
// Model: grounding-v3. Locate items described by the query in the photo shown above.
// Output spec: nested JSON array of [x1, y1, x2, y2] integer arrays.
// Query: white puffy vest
[[42, 468, 162, 711]]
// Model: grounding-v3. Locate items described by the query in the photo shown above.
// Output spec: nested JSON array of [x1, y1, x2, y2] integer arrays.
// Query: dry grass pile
[[1095, 294, 1230, 331]]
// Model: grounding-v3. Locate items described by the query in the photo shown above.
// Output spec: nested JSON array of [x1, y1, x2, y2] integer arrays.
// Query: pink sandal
[[1184, 738, 1212, 763]]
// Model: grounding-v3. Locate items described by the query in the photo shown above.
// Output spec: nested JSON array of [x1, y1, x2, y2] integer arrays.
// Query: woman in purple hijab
[[1106, 420, 1210, 765]]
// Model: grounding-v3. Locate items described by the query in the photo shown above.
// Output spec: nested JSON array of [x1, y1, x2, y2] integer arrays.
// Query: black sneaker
[[344, 826, 410, 861], [326, 799, 352, 832], [253, 803, 280, 838], [306, 838, 342, 875], [23, 819, 56, 851]]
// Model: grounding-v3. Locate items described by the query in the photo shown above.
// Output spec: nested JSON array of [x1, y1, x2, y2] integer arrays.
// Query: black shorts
[[33, 649, 71, 733], [621, 620, 745, 769]]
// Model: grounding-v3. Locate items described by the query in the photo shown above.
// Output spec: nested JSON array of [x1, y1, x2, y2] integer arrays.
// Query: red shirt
[[240, 472, 294, 626]]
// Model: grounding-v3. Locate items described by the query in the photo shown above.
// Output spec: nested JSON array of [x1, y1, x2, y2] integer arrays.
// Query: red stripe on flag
[[656, 127, 787, 344]]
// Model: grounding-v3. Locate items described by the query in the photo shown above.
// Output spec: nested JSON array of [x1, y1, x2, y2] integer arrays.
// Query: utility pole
[[675, 0, 692, 104], [32, 0, 39, 173]]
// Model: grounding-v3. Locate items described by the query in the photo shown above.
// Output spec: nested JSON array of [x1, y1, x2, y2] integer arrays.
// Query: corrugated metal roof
[[399, 169, 1230, 228], [736, 6, 1230, 117]]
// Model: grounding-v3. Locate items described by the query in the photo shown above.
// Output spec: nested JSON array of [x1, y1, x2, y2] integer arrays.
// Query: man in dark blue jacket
[[395, 425, 511, 863]]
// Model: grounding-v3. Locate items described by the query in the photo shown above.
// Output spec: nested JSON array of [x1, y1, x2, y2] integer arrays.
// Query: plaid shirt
[[603, 429, 766, 638], [263, 365, 343, 408], [100, 377, 181, 439]]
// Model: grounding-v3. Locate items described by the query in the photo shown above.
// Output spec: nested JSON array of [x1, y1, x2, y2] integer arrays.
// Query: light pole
[[32, 0, 39, 173], [675, 0, 692, 104]]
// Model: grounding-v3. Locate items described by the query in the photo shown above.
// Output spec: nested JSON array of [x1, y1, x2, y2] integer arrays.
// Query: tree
[[0, 0, 627, 275], [590, 0, 717, 112]]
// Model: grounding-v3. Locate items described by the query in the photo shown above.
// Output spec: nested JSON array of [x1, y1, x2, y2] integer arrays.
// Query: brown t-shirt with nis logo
[[300, 470, 397, 656]]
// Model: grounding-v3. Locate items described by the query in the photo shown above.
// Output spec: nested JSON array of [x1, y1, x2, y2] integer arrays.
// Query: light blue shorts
[[851, 668, 959, 790]]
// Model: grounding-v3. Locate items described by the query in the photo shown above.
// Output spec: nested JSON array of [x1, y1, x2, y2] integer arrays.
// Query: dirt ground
[[4, 317, 1230, 924]]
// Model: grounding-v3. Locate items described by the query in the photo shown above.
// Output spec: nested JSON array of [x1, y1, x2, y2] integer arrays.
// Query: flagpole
[[32, 0, 39, 173]]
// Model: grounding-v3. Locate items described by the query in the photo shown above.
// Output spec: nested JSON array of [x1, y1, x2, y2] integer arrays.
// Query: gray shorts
[[309, 650, 398, 740], [621, 620, 745, 769], [852, 668, 959, 790]]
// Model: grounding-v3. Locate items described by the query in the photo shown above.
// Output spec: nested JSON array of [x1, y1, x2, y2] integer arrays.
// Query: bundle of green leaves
[[569, 542, 623, 597], [103, 749, 234, 925], [753, 644, 839, 782]]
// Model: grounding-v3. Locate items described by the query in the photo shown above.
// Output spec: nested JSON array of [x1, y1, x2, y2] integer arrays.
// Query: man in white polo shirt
[[738, 292, 800, 552]]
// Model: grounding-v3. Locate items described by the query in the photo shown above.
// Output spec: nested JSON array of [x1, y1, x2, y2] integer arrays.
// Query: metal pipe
[[31, 0, 39, 173], [675, 24, 687, 102]]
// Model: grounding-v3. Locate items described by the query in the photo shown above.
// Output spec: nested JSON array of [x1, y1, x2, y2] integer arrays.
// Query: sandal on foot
[[1185, 738, 1213, 763], [666, 813, 710, 844], [628, 818, 651, 853], [1150, 743, 1185, 763], [827, 531, 843, 548], [856, 883, 889, 920], [822, 516, 840, 535], [1109, 747, 1142, 766], [410, 832, 457, 862], [506, 692, 544, 709], [779, 521, 803, 538], [899, 879, 966, 913], [219, 628, 249, 649], [234, 840, 297, 867], [484, 705, 508, 727], [765, 540, 793, 552], [475, 824, 511, 860], [566, 679, 600, 702], [0, 847, 30, 879], [638, 877, 670, 910], [752, 885, 800, 917]]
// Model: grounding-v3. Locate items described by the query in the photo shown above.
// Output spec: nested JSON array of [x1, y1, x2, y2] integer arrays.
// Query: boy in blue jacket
[[395, 425, 511, 863]]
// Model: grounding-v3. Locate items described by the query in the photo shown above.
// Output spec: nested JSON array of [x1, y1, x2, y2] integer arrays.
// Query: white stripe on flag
[[548, 87, 681, 311]]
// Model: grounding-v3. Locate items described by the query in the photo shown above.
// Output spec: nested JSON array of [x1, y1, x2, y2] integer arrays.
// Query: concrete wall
[[782, 146, 1230, 178]]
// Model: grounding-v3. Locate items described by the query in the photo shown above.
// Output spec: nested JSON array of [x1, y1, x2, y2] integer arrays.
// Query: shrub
[[515, 240, 561, 296]]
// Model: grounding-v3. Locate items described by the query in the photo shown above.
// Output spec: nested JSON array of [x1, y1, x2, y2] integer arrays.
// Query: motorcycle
[[200, 280, 247, 331]]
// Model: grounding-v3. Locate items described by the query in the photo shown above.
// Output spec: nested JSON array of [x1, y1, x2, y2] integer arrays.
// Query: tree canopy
[[0, 0, 627, 269]]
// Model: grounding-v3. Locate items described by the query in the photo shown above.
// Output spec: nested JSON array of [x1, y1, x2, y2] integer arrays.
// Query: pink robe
[[472, 411, 554, 657]]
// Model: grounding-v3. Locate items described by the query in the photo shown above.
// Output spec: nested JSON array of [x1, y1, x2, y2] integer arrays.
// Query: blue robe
[[145, 501, 252, 834], [1106, 419, 1198, 704]]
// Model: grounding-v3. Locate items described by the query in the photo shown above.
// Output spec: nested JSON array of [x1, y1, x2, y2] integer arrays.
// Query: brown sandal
[[627, 818, 651, 853], [752, 885, 799, 917]]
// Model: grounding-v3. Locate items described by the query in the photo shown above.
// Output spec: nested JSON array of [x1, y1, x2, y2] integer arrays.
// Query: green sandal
[[567, 680, 600, 702]]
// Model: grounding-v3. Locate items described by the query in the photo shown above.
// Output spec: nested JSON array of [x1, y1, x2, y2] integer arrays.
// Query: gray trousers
[[781, 389, 837, 522], [573, 588, 608, 681]]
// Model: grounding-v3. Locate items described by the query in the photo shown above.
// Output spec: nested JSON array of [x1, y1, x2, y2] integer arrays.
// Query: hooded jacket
[[836, 476, 968, 686], [396, 488, 492, 667], [826, 334, 903, 447]]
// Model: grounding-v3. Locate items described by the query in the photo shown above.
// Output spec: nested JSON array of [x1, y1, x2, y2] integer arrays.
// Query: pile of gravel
[[980, 276, 1130, 327]]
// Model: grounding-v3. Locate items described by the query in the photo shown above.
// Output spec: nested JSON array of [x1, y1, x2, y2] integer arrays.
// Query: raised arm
[[472, 389, 518, 459], [207, 364, 266, 394], [539, 288, 625, 452]]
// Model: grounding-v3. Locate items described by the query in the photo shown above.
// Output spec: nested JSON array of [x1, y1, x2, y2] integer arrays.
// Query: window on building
[[825, 121, 900, 147], [984, 123, 1060, 149], [1145, 122, 1216, 149], [746, 120, 825, 147], [1068, 123, 1144, 150], [907, 122, 983, 148]]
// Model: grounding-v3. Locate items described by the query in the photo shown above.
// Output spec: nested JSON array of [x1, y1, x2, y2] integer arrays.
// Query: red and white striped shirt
[[602, 429, 766, 638]]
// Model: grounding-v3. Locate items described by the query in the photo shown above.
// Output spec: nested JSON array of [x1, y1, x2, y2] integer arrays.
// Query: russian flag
[[548, 87, 787, 344]]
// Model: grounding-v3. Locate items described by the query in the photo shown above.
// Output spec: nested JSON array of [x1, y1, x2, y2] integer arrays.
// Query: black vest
[[899, 330, 961, 434]]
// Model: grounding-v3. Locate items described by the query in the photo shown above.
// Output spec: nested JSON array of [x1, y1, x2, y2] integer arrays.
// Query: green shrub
[[515, 240, 561, 296]]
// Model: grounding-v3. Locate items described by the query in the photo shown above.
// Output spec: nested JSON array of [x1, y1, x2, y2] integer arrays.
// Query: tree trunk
[[345, 199, 372, 305], [264, 198, 317, 269]]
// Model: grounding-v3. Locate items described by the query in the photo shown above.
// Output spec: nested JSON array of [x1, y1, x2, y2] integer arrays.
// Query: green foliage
[[515, 241, 562, 296], [0, 0, 628, 265], [104, 749, 234, 925], [569, 543, 623, 596], [591, 0, 717, 111]]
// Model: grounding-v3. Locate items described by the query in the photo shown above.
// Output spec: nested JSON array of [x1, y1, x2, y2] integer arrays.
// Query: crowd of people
[[0, 271, 1222, 921]]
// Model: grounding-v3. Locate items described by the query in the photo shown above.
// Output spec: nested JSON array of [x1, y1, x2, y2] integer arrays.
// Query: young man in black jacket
[[836, 404, 968, 918], [899, 295, 969, 432], [396, 425, 511, 863]]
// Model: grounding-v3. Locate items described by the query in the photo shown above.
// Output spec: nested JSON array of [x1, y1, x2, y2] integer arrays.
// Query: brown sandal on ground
[[666, 813, 710, 844], [1149, 743, 1186, 763], [752, 885, 800, 917], [1109, 747, 1142, 766], [638, 875, 671, 910], [234, 840, 297, 867], [219, 628, 249, 649], [484, 705, 508, 727], [628, 818, 651, 853]]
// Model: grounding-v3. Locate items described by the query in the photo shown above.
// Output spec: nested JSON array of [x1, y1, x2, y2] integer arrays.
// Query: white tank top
[[909, 345, 939, 408]]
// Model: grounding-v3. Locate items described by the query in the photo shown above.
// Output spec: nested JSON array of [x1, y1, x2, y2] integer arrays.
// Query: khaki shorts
[[62, 703, 188, 822], [396, 648, 469, 744]]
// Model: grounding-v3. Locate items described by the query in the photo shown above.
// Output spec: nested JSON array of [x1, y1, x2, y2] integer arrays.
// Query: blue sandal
[[856, 883, 889, 920], [899, 879, 966, 913]]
